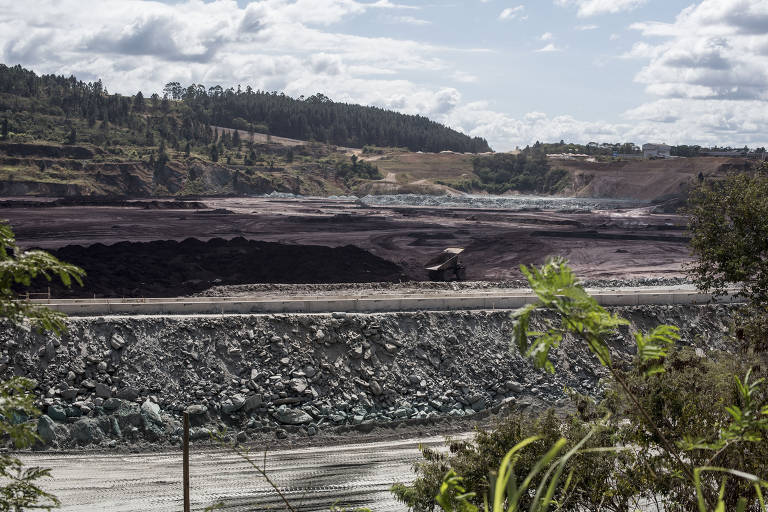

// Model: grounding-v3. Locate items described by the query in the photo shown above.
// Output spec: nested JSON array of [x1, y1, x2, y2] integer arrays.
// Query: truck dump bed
[[425, 248, 465, 271]]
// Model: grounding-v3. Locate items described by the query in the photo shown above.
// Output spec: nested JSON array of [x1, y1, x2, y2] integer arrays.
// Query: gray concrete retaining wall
[[31, 289, 741, 316]]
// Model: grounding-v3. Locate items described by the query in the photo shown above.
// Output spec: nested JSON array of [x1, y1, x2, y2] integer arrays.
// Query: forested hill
[[0, 64, 490, 153]]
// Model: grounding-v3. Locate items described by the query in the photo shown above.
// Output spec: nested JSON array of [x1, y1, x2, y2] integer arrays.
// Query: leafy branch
[[510, 258, 768, 511], [0, 221, 84, 334], [0, 220, 85, 511], [436, 423, 615, 512], [0, 378, 60, 511]]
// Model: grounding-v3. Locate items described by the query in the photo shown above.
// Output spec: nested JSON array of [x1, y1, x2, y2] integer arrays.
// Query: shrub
[[393, 259, 768, 512], [0, 221, 84, 510], [393, 411, 626, 512]]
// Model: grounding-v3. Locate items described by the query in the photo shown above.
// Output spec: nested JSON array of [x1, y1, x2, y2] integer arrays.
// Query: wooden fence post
[[183, 412, 190, 512]]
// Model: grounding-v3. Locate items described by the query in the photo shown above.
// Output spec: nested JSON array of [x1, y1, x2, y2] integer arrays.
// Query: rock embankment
[[198, 277, 693, 298], [1, 305, 735, 450]]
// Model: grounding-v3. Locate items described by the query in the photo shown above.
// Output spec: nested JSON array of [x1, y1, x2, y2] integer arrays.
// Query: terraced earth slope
[[556, 156, 755, 202], [358, 150, 757, 202], [0, 140, 361, 197]]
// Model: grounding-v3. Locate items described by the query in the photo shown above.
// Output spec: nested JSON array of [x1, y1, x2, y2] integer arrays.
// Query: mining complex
[[1, 192, 737, 449], [0, 186, 743, 510]]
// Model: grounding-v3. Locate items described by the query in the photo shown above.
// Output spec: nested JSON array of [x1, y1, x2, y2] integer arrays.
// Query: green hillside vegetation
[[1, 62, 569, 198], [4, 62, 741, 200], [469, 152, 570, 194], [0, 64, 402, 196], [420, 149, 570, 195], [0, 63, 489, 153], [362, 147, 572, 196]]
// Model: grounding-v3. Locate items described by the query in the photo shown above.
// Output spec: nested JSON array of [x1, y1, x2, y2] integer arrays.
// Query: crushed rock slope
[[2, 305, 735, 449]]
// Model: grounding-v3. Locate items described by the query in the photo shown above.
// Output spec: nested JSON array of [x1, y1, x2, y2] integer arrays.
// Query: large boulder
[[110, 334, 126, 350], [185, 404, 209, 427], [141, 399, 162, 425], [220, 394, 246, 414], [273, 407, 313, 425], [46, 404, 66, 422], [113, 401, 143, 429], [94, 383, 112, 399], [243, 394, 263, 412], [37, 415, 57, 443], [143, 418, 168, 442], [103, 398, 123, 411], [369, 380, 383, 396], [71, 418, 104, 445], [190, 427, 211, 441], [116, 387, 139, 401], [60, 388, 78, 401], [289, 378, 308, 394]]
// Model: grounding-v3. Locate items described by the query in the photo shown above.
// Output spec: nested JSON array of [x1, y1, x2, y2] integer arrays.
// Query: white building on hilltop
[[642, 143, 671, 159]]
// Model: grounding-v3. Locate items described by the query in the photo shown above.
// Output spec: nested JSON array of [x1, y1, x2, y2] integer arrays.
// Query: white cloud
[[459, 0, 768, 150], [0, 0, 503, 143], [535, 43, 561, 52], [452, 71, 478, 83], [499, 5, 525, 20], [308, 53, 345, 75], [540, 32, 553, 41], [462, 0, 768, 149], [3, 0, 768, 153], [555, 0, 647, 18], [0, 0, 448, 94], [628, 0, 768, 101], [444, 97, 768, 151], [575, 24, 598, 30], [444, 102, 625, 148], [393, 15, 431, 25], [370, 0, 419, 8], [623, 99, 768, 145]]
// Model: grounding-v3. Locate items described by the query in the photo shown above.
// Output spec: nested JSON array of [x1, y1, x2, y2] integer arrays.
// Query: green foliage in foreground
[[684, 170, 768, 352], [685, 170, 768, 306], [392, 412, 625, 512], [1, 221, 84, 333], [0, 378, 60, 511], [394, 259, 768, 512], [0, 221, 84, 511]]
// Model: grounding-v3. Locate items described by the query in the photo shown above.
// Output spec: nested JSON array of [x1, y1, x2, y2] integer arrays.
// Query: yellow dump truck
[[425, 247, 467, 281]]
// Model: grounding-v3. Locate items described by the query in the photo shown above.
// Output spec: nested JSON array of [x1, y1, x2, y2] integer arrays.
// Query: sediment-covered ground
[[2, 304, 735, 451], [2, 196, 691, 288], [26, 237, 403, 298]]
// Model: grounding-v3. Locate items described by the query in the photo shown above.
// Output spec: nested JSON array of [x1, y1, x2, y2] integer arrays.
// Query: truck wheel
[[455, 267, 467, 281]]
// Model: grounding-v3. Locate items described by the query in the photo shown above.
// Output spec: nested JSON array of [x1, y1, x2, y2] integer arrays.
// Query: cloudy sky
[[2, 0, 767, 151]]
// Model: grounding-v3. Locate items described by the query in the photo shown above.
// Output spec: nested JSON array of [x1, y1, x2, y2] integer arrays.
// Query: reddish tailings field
[[0, 196, 690, 297]]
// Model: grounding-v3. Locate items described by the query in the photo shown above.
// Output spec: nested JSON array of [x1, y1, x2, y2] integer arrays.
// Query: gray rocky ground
[[1, 304, 735, 451], [197, 277, 692, 297], [359, 194, 648, 211]]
